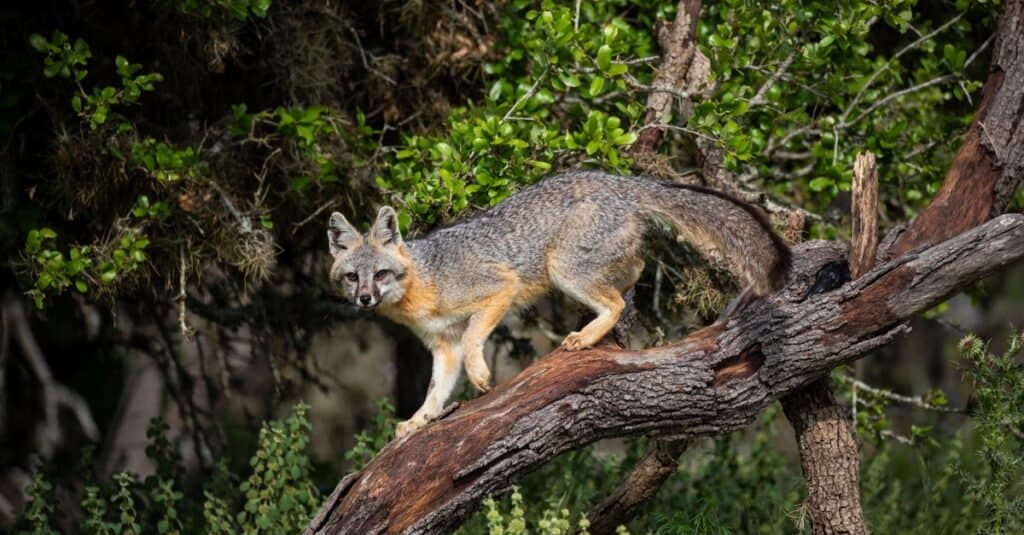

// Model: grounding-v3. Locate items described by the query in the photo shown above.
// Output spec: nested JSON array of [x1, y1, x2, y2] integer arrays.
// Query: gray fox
[[327, 171, 791, 438]]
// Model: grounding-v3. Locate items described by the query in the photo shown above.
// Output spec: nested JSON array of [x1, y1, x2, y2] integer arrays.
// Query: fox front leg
[[395, 338, 463, 439], [460, 284, 517, 392]]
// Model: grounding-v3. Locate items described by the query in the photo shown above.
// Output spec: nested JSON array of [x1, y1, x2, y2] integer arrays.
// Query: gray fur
[[403, 170, 789, 306]]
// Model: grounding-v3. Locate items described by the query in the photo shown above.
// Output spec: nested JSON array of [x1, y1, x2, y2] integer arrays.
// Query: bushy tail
[[641, 182, 791, 295]]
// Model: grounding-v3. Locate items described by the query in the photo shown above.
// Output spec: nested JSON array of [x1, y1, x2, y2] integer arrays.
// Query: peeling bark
[[307, 214, 1024, 535], [887, 0, 1024, 258]]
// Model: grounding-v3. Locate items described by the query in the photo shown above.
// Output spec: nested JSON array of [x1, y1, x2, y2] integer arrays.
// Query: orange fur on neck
[[378, 248, 439, 325]]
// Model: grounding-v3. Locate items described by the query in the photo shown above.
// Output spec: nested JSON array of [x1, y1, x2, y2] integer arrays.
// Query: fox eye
[[344, 272, 358, 282], [374, 269, 392, 281]]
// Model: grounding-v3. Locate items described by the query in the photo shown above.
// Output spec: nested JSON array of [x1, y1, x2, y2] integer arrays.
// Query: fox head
[[327, 206, 410, 310]]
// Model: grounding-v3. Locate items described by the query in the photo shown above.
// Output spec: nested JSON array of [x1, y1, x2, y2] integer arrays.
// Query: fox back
[[329, 171, 789, 330]]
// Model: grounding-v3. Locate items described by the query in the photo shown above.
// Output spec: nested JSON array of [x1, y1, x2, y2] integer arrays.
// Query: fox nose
[[359, 295, 373, 306]]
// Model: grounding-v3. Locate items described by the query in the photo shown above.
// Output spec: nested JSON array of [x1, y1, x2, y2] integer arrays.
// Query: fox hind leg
[[552, 259, 642, 350], [558, 286, 625, 350], [547, 207, 644, 350]]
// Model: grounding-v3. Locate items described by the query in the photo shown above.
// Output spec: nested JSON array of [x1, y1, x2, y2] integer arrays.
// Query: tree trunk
[[782, 381, 866, 535]]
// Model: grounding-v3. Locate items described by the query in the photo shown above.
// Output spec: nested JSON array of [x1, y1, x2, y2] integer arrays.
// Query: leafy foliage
[[956, 332, 1024, 532], [16, 404, 318, 534], [344, 397, 398, 470], [377, 0, 660, 225], [688, 0, 992, 226]]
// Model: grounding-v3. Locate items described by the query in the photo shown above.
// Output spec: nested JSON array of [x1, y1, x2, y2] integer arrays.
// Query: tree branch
[[781, 381, 866, 535], [307, 213, 1024, 534], [628, 0, 702, 156], [884, 0, 1024, 258], [585, 438, 689, 534]]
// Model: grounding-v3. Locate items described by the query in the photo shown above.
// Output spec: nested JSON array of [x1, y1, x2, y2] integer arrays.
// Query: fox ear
[[327, 212, 361, 256], [370, 206, 403, 246]]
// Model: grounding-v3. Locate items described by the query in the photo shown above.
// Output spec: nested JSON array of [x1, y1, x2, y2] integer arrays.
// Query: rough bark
[[781, 382, 866, 535], [629, 0, 701, 156], [773, 150, 878, 535], [306, 214, 1024, 535]]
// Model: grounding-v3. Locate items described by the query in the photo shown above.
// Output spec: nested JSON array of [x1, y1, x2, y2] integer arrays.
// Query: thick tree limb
[[307, 214, 1024, 535], [886, 0, 1024, 257], [774, 150, 877, 535]]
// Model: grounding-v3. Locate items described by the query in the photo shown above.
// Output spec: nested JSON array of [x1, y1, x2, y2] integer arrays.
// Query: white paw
[[395, 414, 428, 439], [465, 359, 492, 393], [561, 331, 589, 351]]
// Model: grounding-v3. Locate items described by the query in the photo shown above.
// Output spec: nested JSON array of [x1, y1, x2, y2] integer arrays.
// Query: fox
[[327, 171, 791, 438]]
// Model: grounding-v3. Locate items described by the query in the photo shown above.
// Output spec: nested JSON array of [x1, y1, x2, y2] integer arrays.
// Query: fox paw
[[395, 415, 428, 439], [465, 359, 492, 393], [561, 331, 591, 351]]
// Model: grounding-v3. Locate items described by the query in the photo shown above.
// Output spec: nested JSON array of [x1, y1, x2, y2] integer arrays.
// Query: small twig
[[637, 122, 717, 142], [178, 246, 194, 340], [345, 24, 397, 86], [573, 0, 581, 33], [836, 374, 967, 413], [292, 199, 338, 233], [502, 66, 549, 123], [906, 140, 939, 159], [7, 298, 100, 457], [624, 73, 692, 100], [880, 429, 914, 445], [843, 13, 964, 123], [772, 150, 814, 161], [749, 50, 797, 107], [207, 180, 252, 233], [1003, 419, 1024, 440], [844, 74, 956, 128], [652, 262, 666, 325], [978, 120, 1006, 161], [964, 34, 995, 68], [766, 126, 823, 155]]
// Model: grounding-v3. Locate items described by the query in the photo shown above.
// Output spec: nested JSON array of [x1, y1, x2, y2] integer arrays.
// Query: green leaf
[[29, 33, 48, 52], [596, 45, 612, 71], [607, 64, 627, 76], [809, 177, 834, 192], [489, 80, 504, 101], [75, 280, 88, 293]]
